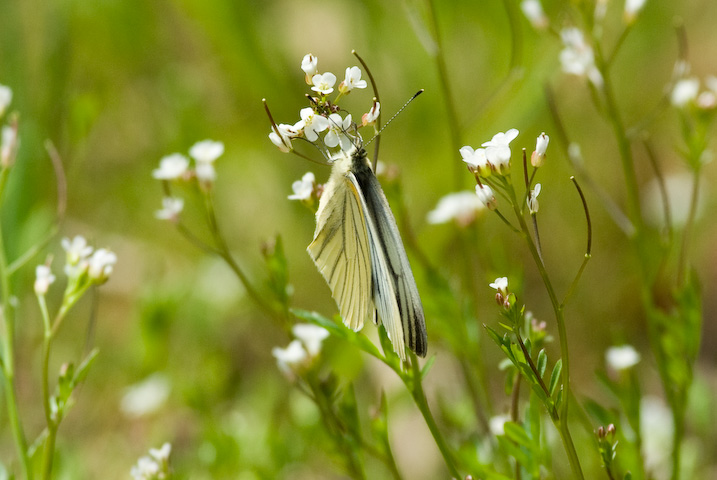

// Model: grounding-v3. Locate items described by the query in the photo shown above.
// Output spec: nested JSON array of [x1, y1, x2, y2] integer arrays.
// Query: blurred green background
[[1, 0, 716, 478]]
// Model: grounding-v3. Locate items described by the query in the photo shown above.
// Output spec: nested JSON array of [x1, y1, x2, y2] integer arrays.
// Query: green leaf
[[537, 349, 547, 378], [262, 235, 291, 308], [549, 359, 562, 396], [485, 325, 506, 347], [72, 348, 100, 388], [503, 422, 533, 449]]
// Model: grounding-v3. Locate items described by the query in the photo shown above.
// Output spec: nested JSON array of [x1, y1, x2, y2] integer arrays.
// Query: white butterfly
[[307, 146, 427, 361]]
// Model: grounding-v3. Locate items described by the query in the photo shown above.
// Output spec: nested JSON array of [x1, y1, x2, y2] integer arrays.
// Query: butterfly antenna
[[365, 89, 423, 147]]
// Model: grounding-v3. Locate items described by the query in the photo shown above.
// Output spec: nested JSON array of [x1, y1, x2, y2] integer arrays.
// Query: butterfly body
[[307, 147, 427, 361]]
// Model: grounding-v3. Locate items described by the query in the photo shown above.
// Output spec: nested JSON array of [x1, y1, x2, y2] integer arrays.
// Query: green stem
[[0, 209, 31, 480], [507, 184, 584, 479], [38, 293, 57, 480], [407, 355, 461, 479]]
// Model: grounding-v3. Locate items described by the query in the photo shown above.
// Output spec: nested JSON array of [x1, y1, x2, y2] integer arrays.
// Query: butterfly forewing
[[307, 158, 372, 332]]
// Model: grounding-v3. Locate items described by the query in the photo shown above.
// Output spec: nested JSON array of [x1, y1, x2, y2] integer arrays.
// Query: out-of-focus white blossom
[[130, 442, 172, 480], [288, 172, 315, 201], [88, 248, 117, 283], [624, 0, 647, 24], [292, 323, 330, 357], [605, 344, 641, 371], [272, 340, 308, 378], [121, 373, 171, 419], [62, 235, 93, 277], [641, 396, 673, 480], [310, 72, 337, 95], [34, 265, 56, 296], [520, 0, 548, 29], [0, 84, 12, 117], [427, 191, 485, 226], [152, 153, 189, 180], [489, 414, 511, 436], [189, 140, 224, 164], [155, 197, 184, 221], [559, 28, 603, 87], [1, 125, 17, 167], [340, 66, 367, 93], [671, 77, 699, 107], [482, 129, 519, 175]]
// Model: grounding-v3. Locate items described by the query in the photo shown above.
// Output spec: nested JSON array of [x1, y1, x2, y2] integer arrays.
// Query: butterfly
[[307, 144, 427, 361]]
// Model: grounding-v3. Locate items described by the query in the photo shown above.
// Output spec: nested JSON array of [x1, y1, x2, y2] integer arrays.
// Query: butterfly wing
[[307, 165, 373, 332], [353, 158, 428, 358]]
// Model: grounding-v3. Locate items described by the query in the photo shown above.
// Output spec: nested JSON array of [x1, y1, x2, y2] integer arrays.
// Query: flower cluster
[[35, 235, 117, 298], [559, 27, 603, 87], [268, 53, 377, 157], [670, 71, 717, 110], [271, 323, 330, 379], [130, 443, 172, 480], [152, 139, 226, 222]]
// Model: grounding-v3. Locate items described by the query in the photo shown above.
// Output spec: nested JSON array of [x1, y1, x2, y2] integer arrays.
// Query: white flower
[[641, 396, 673, 480], [62, 235, 93, 275], [520, 0, 548, 29], [489, 414, 511, 436], [489, 277, 509, 296], [269, 122, 303, 153], [670, 77, 699, 107], [527, 183, 541, 214], [292, 323, 330, 357], [624, 0, 647, 23], [531, 132, 549, 167], [341, 66, 367, 93], [34, 265, 56, 296], [475, 183, 497, 210], [362, 101, 380, 126], [460, 146, 491, 177], [299, 108, 329, 142], [605, 345, 641, 371], [121, 373, 171, 419], [705, 75, 717, 94], [288, 172, 315, 201], [152, 153, 189, 180], [324, 113, 353, 151], [189, 139, 224, 164], [149, 443, 172, 463], [155, 197, 184, 221], [427, 191, 485, 226], [1, 125, 17, 167], [272, 340, 308, 378], [195, 162, 216, 183], [0, 84, 12, 116], [559, 28, 603, 87], [482, 129, 519, 174], [301, 54, 319, 79], [88, 248, 117, 282], [130, 455, 161, 480], [310, 72, 337, 95]]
